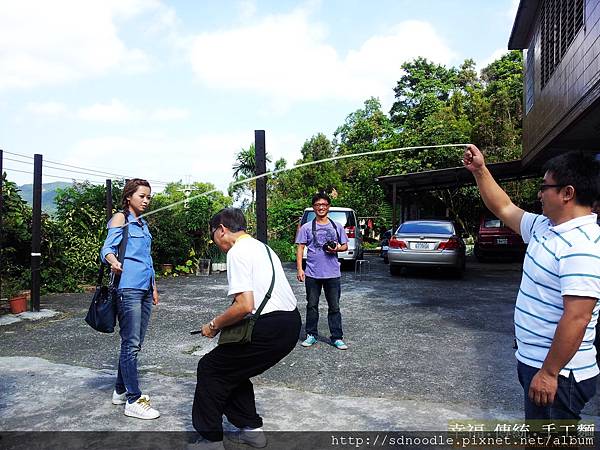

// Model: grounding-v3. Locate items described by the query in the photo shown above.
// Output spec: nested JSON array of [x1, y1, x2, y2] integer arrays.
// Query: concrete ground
[[1, 255, 598, 440]]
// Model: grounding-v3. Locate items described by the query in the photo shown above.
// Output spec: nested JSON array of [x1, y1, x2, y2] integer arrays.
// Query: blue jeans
[[517, 361, 597, 420], [115, 287, 153, 403], [305, 276, 343, 341]]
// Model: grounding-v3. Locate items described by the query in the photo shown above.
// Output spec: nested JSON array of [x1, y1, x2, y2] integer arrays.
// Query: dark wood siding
[[522, 0, 600, 164]]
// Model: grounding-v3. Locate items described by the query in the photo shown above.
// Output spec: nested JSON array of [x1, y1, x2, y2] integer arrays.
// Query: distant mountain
[[18, 181, 71, 214]]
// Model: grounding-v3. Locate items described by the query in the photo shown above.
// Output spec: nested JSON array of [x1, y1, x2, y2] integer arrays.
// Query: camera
[[323, 241, 337, 252]]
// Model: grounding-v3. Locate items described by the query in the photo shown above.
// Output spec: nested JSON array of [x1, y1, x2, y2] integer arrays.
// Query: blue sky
[[0, 0, 519, 193]]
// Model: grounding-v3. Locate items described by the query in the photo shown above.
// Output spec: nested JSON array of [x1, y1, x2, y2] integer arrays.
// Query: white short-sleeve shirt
[[226, 236, 297, 314], [517, 212, 600, 381]]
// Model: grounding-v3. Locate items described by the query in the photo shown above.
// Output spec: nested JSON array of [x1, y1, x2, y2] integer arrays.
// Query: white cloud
[[77, 99, 141, 122], [236, 0, 257, 21], [150, 107, 190, 121], [189, 10, 456, 109], [25, 99, 189, 123], [61, 129, 304, 194], [479, 48, 510, 72], [25, 102, 68, 117], [66, 131, 252, 192], [0, 0, 167, 90]]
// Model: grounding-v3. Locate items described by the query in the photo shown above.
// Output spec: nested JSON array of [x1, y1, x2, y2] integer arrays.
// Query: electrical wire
[[2, 149, 170, 185], [3, 166, 105, 184], [6, 156, 169, 185]]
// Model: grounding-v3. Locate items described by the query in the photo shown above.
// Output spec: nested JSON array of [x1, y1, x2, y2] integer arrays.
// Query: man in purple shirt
[[295, 192, 349, 350]]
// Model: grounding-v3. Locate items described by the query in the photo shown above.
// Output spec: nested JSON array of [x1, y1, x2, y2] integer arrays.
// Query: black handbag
[[218, 243, 275, 345], [85, 218, 129, 333]]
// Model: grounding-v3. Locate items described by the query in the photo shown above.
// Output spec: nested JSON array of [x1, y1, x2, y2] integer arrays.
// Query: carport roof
[[376, 160, 540, 193]]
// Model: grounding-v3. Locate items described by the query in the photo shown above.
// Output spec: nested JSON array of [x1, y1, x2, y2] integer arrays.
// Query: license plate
[[496, 238, 508, 245], [411, 242, 432, 250], [382, 246, 389, 251]]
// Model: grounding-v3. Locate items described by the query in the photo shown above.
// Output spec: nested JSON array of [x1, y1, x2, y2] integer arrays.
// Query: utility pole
[[255, 130, 267, 244], [105, 179, 113, 221], [31, 154, 42, 311]]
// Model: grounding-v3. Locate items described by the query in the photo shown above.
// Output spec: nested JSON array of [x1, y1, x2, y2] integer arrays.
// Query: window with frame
[[540, 0, 585, 89]]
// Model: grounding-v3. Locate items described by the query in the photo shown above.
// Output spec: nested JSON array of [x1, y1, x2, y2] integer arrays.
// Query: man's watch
[[209, 320, 218, 331]]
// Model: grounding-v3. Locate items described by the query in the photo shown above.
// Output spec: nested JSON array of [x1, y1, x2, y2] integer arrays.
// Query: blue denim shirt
[[101, 216, 155, 290]]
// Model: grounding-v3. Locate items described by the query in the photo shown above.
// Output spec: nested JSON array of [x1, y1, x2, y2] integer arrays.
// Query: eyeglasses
[[313, 203, 330, 208], [210, 226, 218, 241], [539, 184, 565, 192]]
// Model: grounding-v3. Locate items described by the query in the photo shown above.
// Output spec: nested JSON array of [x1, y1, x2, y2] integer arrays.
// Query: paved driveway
[[1, 255, 598, 435]]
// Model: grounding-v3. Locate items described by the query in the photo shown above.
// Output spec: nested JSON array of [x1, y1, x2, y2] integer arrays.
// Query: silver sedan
[[388, 220, 466, 277]]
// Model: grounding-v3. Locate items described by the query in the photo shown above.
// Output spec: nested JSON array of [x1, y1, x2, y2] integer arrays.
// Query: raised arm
[[463, 144, 525, 234]]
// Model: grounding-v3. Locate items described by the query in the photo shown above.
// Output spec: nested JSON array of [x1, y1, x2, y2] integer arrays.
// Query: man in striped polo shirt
[[464, 144, 600, 420]]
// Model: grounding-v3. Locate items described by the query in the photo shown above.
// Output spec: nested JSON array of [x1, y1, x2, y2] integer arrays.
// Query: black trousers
[[192, 309, 301, 442]]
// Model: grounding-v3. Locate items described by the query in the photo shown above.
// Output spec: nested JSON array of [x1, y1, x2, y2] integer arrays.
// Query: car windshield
[[397, 222, 454, 235], [483, 218, 504, 228], [303, 211, 355, 227]]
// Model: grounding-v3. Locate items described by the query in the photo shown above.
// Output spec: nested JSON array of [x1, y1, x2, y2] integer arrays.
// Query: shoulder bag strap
[[329, 218, 341, 242], [95, 260, 105, 287], [252, 243, 276, 318], [111, 211, 130, 288], [312, 218, 341, 247]]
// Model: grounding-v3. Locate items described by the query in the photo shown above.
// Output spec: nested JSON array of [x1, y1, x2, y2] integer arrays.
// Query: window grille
[[525, 43, 535, 114], [541, 0, 585, 88]]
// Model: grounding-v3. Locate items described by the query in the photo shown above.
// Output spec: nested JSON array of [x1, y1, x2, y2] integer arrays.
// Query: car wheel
[[389, 264, 402, 276]]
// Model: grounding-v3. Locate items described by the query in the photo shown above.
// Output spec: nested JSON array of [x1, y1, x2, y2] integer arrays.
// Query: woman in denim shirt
[[101, 178, 160, 420]]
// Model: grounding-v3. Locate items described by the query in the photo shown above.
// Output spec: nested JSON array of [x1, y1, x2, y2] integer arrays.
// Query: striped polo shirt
[[516, 212, 600, 382]]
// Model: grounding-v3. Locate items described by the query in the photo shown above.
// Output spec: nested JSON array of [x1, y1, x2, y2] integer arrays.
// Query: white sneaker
[[112, 390, 126, 405], [227, 427, 267, 448], [186, 437, 226, 450], [124, 395, 160, 420]]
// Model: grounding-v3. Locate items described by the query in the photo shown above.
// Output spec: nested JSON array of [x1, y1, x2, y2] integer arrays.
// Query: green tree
[[231, 144, 272, 207], [333, 98, 396, 219], [149, 181, 231, 265], [0, 174, 32, 293], [389, 57, 458, 129]]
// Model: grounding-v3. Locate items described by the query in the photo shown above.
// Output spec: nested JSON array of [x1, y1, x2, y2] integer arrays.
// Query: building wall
[[523, 0, 600, 164]]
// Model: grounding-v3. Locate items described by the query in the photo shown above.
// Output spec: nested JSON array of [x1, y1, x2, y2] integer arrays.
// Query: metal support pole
[[391, 183, 397, 231], [31, 154, 42, 312], [255, 130, 267, 244], [105, 179, 113, 221]]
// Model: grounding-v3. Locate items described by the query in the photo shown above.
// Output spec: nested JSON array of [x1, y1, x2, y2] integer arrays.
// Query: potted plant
[[3, 279, 28, 314], [207, 243, 226, 273]]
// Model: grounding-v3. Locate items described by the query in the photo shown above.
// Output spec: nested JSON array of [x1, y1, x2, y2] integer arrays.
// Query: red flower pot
[[9, 295, 28, 314]]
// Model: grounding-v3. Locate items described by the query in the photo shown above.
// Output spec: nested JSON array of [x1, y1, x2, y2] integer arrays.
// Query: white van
[[299, 207, 363, 265]]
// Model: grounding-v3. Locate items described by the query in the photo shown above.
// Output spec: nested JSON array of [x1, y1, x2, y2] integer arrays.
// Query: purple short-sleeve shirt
[[295, 219, 348, 279]]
